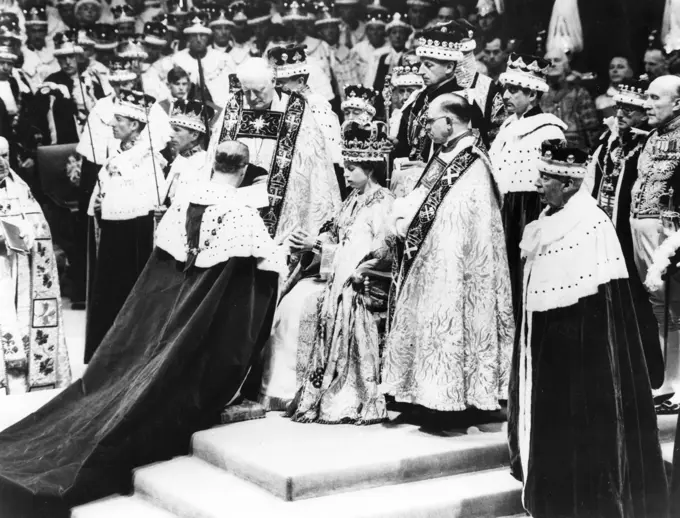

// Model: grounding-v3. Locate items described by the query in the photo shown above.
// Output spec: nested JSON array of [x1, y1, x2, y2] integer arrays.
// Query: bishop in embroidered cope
[[207, 58, 341, 243], [381, 94, 513, 413]]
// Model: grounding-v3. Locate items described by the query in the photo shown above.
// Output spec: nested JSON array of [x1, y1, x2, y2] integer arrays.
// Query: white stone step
[[133, 455, 525, 518], [71, 494, 179, 518], [191, 412, 510, 501], [191, 412, 678, 502]]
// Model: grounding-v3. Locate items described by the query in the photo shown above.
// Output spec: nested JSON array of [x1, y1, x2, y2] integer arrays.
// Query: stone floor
[[0, 301, 86, 432]]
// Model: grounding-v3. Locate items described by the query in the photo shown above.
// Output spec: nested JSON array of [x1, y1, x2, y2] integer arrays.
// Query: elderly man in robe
[[381, 93, 513, 419], [206, 57, 341, 244], [0, 140, 71, 395], [508, 140, 668, 518]]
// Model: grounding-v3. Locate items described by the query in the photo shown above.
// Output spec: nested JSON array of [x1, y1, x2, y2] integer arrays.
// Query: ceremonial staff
[[74, 67, 102, 193], [196, 55, 211, 146], [381, 78, 393, 188]]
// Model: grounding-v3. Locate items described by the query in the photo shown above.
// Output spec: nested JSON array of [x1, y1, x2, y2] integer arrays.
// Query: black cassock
[[0, 205, 278, 518], [508, 279, 669, 518]]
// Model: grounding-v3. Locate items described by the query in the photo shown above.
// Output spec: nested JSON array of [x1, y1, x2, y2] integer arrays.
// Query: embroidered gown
[[0, 182, 282, 517], [288, 187, 395, 425], [508, 190, 668, 518]]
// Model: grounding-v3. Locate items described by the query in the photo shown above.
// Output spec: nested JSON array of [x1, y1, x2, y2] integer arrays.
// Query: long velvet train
[[0, 249, 278, 517]]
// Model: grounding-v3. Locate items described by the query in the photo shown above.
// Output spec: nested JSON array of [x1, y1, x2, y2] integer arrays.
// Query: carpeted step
[[133, 455, 525, 518], [191, 412, 510, 501], [71, 494, 179, 518], [191, 413, 677, 502]]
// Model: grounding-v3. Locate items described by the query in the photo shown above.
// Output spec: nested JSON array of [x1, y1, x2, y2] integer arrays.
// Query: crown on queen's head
[[341, 120, 388, 162], [170, 99, 215, 134], [538, 140, 588, 179], [268, 44, 308, 78], [499, 53, 550, 93], [416, 21, 475, 62]]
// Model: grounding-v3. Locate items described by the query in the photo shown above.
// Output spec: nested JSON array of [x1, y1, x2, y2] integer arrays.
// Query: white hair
[[0, 137, 8, 154], [236, 57, 275, 85]]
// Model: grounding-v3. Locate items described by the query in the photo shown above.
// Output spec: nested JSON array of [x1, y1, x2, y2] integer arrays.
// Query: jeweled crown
[[341, 120, 388, 162]]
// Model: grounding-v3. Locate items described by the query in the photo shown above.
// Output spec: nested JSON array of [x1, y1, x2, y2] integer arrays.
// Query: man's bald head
[[426, 93, 473, 144], [645, 75, 680, 127], [0, 137, 8, 161], [430, 93, 474, 124]]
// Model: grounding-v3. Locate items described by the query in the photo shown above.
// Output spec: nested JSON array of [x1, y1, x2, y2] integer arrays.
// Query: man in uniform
[[207, 57, 340, 243], [589, 79, 665, 391], [631, 74, 680, 412]]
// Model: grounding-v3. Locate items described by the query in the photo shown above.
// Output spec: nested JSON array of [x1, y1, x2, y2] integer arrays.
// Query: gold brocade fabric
[[381, 159, 514, 411], [290, 188, 395, 424]]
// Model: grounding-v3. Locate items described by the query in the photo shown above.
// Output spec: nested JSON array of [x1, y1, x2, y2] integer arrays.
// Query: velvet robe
[[0, 215, 278, 517], [508, 279, 669, 518]]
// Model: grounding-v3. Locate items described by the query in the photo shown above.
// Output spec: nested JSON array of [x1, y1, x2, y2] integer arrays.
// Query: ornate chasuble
[[388, 135, 482, 323], [218, 89, 306, 238], [0, 173, 68, 392]]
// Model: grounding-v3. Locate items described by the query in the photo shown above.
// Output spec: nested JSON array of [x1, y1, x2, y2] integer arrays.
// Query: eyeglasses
[[421, 115, 448, 127]]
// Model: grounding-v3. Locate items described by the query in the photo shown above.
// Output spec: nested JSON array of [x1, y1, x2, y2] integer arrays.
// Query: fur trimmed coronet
[[391, 65, 424, 87], [268, 43, 309, 78], [53, 30, 84, 56], [499, 53, 549, 93], [538, 140, 589, 179], [415, 21, 473, 62], [613, 79, 649, 109], [170, 99, 215, 133], [114, 89, 156, 123], [341, 84, 378, 116]]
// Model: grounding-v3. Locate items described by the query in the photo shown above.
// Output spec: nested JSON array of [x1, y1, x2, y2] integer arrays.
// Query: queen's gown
[[262, 186, 394, 424]]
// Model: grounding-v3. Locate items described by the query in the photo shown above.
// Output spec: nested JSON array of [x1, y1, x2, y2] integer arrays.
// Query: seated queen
[[259, 121, 395, 425]]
